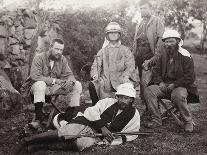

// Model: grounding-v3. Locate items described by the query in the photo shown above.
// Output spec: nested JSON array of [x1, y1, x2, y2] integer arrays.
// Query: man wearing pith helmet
[[20, 83, 140, 152], [144, 29, 199, 132], [89, 22, 136, 105]]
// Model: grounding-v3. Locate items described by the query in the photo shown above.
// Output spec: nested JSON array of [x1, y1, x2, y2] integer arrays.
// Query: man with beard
[[18, 83, 140, 153], [133, 0, 164, 105], [144, 30, 199, 132], [22, 38, 82, 125]]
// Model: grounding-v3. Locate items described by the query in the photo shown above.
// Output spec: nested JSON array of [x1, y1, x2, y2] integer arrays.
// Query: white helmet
[[162, 29, 181, 41], [105, 22, 121, 34], [115, 83, 136, 98]]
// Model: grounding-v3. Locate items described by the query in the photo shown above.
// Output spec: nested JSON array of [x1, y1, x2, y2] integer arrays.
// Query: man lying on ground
[[17, 83, 140, 153]]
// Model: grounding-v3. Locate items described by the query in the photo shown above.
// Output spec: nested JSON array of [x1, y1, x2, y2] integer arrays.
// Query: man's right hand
[[101, 126, 115, 142], [55, 79, 66, 85], [159, 82, 167, 93]]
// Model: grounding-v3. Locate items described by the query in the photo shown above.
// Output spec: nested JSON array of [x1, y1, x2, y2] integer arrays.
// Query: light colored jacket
[[30, 51, 75, 85], [90, 44, 135, 98], [133, 15, 165, 66]]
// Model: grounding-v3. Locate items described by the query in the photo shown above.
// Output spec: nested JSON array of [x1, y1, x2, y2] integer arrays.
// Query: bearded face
[[164, 38, 180, 55]]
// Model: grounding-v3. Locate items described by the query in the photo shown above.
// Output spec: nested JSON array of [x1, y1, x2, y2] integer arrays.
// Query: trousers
[[31, 80, 82, 107], [144, 85, 192, 124]]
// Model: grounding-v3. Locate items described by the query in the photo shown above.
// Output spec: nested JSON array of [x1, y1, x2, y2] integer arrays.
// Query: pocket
[[116, 57, 125, 71]]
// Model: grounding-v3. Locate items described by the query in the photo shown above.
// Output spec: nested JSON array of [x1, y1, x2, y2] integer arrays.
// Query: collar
[[108, 41, 121, 48]]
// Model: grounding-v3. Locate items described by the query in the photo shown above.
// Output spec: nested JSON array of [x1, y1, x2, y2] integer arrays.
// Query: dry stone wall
[[0, 9, 61, 89]]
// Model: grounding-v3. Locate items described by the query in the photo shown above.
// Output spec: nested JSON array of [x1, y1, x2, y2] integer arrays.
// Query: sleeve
[[174, 56, 195, 88], [152, 56, 163, 85], [80, 98, 115, 129], [148, 18, 165, 68], [60, 56, 76, 82], [110, 109, 140, 145], [30, 54, 54, 85], [122, 48, 136, 78], [90, 49, 103, 78]]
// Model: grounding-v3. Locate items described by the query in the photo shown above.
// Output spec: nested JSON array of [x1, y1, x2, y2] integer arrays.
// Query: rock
[[24, 29, 35, 40], [15, 25, 24, 39], [0, 24, 8, 38], [8, 37, 18, 45], [25, 39, 31, 46], [24, 16, 37, 29], [11, 44, 20, 55]]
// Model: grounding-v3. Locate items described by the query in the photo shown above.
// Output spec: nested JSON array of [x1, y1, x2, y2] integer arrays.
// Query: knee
[[73, 81, 82, 93], [171, 87, 187, 102], [32, 81, 47, 92], [144, 86, 153, 98]]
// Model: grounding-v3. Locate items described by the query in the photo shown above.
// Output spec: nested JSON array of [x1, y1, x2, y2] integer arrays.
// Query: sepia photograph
[[0, 0, 206, 154]]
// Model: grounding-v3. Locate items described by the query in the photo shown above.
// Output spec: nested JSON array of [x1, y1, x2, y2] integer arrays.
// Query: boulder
[[24, 16, 37, 29], [11, 44, 20, 55], [24, 29, 35, 40], [0, 24, 8, 38], [8, 37, 18, 45]]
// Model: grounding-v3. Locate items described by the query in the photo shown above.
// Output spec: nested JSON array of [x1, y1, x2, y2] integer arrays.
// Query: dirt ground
[[0, 53, 207, 155]]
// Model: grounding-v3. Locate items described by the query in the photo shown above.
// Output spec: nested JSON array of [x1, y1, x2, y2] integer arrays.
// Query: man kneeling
[[20, 83, 140, 153]]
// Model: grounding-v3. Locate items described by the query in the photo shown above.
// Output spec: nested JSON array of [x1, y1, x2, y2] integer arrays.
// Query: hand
[[61, 80, 75, 92], [101, 126, 114, 142], [55, 79, 65, 85], [167, 83, 175, 92], [142, 60, 150, 71], [159, 82, 167, 92]]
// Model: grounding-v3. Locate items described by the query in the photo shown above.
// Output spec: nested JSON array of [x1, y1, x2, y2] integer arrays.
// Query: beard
[[166, 44, 179, 55]]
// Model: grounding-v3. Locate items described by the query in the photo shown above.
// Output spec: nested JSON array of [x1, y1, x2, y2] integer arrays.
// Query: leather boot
[[34, 102, 45, 122]]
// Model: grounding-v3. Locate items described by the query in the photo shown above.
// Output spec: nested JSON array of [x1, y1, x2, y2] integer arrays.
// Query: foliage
[[58, 5, 135, 77]]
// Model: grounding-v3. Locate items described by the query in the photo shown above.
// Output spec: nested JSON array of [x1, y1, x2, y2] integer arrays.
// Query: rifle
[[61, 131, 158, 139]]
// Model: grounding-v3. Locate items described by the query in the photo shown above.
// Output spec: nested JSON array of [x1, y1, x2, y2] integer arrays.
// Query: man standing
[[20, 83, 140, 152], [133, 0, 164, 103], [144, 30, 199, 132], [23, 38, 82, 124], [89, 22, 136, 105]]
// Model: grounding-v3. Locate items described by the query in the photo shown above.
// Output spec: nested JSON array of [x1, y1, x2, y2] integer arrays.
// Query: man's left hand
[[61, 80, 75, 92], [142, 60, 150, 71]]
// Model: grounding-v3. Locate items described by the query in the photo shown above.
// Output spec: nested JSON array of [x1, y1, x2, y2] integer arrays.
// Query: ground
[[0, 53, 207, 155]]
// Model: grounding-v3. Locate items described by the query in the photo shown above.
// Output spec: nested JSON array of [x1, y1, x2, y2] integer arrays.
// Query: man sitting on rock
[[21, 38, 82, 125], [144, 30, 199, 132], [19, 83, 140, 153]]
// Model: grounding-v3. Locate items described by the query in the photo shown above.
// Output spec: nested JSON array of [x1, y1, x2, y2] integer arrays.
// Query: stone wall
[[0, 9, 61, 89]]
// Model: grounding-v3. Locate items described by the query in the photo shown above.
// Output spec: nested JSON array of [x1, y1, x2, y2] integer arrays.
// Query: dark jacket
[[152, 46, 199, 103]]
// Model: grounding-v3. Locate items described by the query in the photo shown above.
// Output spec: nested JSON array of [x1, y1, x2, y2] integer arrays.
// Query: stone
[[8, 37, 18, 45], [24, 16, 37, 29], [8, 26, 16, 37], [24, 29, 35, 39], [11, 44, 20, 55], [0, 24, 8, 38], [25, 39, 31, 46]]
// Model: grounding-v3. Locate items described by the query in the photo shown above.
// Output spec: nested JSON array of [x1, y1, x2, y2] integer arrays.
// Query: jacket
[[152, 46, 199, 103], [90, 44, 135, 99], [21, 51, 75, 97], [133, 15, 165, 67]]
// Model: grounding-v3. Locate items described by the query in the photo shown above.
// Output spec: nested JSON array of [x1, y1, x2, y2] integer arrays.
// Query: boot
[[27, 140, 78, 153], [34, 102, 45, 122], [24, 130, 59, 144]]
